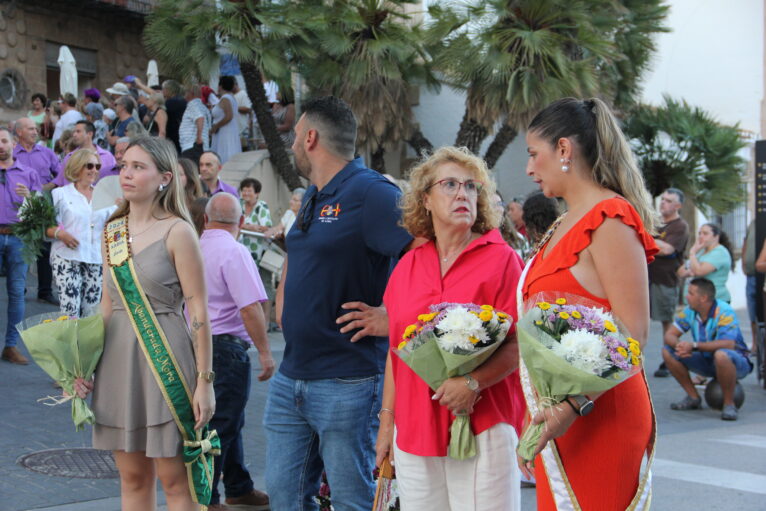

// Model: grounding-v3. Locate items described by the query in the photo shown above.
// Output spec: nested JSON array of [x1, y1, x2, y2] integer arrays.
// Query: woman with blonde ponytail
[[517, 98, 658, 510], [71, 136, 216, 510]]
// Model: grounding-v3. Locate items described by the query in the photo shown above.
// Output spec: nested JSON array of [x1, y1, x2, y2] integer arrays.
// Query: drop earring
[[560, 158, 570, 172], [158, 183, 166, 192]]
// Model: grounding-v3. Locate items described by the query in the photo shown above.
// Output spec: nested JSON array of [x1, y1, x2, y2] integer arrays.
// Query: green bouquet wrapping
[[12, 191, 57, 265], [393, 302, 512, 459], [17, 312, 105, 431], [516, 293, 644, 462]]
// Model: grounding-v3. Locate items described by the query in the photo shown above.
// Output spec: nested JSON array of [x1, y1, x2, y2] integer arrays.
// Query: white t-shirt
[[264, 81, 279, 104], [52, 109, 84, 145], [234, 89, 252, 134]]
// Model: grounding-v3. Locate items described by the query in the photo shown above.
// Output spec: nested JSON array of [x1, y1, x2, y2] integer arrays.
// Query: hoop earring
[[158, 183, 166, 192], [560, 158, 570, 172]]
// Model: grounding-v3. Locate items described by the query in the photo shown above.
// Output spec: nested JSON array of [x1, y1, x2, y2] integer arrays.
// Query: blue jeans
[[264, 371, 382, 511], [664, 345, 753, 379], [209, 335, 254, 504], [0, 235, 28, 348]]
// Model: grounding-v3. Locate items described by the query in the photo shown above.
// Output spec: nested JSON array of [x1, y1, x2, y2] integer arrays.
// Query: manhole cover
[[17, 448, 119, 479]]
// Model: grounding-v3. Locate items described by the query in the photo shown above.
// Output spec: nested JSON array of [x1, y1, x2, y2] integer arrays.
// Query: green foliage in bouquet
[[12, 191, 57, 265]]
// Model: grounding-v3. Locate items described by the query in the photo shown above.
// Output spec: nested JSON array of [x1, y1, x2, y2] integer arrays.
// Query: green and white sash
[[516, 254, 655, 510], [105, 216, 220, 508]]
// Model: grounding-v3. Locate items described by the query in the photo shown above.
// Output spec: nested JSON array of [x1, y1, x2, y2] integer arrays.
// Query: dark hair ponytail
[[528, 97, 657, 232], [704, 223, 735, 270]]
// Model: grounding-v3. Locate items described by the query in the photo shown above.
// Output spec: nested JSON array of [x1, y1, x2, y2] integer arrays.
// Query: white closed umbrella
[[57, 45, 77, 96], [147, 59, 159, 88]]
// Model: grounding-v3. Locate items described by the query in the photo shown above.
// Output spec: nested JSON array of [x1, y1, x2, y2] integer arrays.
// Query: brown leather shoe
[[2, 346, 29, 365], [225, 488, 270, 510]]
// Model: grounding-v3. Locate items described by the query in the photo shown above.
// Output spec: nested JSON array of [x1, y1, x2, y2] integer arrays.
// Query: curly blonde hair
[[401, 146, 499, 239], [63, 148, 100, 182]]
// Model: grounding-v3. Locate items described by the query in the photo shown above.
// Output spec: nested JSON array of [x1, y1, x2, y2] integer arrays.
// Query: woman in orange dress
[[518, 97, 658, 510]]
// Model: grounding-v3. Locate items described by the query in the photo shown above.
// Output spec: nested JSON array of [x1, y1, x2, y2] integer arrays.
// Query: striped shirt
[[179, 98, 211, 152]]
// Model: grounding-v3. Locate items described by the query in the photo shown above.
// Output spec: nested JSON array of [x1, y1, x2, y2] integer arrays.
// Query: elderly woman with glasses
[[375, 146, 525, 511], [45, 148, 116, 317]]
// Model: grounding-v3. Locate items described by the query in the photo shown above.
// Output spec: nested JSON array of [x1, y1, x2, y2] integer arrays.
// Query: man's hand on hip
[[337, 302, 388, 342]]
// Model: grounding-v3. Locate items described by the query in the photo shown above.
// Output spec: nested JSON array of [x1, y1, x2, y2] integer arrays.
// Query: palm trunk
[[370, 146, 385, 173], [483, 124, 518, 169], [239, 61, 303, 190], [454, 111, 488, 155], [406, 128, 433, 158]]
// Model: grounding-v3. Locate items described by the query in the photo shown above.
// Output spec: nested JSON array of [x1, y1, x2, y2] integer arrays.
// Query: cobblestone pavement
[[2, 273, 765, 510]]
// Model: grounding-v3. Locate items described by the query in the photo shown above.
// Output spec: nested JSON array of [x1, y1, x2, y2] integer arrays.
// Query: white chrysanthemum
[[437, 331, 474, 352], [552, 329, 611, 375], [435, 306, 489, 352]]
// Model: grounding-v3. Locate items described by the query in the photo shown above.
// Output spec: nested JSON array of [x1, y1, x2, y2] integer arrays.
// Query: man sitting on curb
[[663, 277, 753, 420]]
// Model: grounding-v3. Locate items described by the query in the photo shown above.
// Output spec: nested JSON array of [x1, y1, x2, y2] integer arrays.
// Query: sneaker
[[670, 395, 702, 410], [225, 489, 270, 510], [654, 368, 669, 377], [1, 346, 29, 365], [721, 404, 738, 421]]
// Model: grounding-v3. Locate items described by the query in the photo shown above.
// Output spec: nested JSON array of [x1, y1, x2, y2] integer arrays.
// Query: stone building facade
[[0, 0, 154, 123]]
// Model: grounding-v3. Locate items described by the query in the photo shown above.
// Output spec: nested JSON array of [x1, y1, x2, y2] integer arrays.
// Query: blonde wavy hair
[[63, 148, 100, 182], [401, 146, 500, 239], [109, 136, 192, 225]]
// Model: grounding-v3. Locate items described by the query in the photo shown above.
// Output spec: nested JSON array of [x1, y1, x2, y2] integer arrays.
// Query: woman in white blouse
[[46, 149, 116, 317]]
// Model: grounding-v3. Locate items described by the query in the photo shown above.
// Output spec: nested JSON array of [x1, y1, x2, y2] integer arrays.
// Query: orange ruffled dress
[[521, 197, 658, 511]]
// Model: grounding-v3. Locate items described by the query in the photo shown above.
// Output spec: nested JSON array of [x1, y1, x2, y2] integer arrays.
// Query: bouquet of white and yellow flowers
[[394, 302, 512, 459], [517, 293, 643, 461], [17, 312, 104, 431]]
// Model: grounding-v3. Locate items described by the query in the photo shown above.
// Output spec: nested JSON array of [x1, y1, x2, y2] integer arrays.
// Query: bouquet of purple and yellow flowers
[[517, 293, 643, 461], [394, 302, 512, 459]]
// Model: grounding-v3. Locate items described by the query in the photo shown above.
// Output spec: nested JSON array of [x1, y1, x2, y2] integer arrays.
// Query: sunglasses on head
[[84, 163, 102, 171]]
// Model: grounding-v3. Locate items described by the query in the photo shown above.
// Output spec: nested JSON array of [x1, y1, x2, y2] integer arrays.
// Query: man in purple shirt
[[51, 121, 117, 187], [198, 192, 275, 510], [0, 128, 42, 365], [199, 151, 238, 197], [13, 118, 60, 305]]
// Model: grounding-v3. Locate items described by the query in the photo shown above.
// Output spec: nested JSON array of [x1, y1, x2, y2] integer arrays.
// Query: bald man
[[198, 192, 274, 509], [199, 151, 238, 197], [12, 118, 59, 305]]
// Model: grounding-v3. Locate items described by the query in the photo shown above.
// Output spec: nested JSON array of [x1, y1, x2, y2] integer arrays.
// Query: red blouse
[[383, 229, 525, 457]]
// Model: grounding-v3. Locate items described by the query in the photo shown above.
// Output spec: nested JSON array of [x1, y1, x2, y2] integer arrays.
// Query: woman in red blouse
[[376, 147, 525, 510]]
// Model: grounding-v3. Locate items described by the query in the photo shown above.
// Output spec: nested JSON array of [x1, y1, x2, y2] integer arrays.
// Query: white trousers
[[394, 423, 521, 511]]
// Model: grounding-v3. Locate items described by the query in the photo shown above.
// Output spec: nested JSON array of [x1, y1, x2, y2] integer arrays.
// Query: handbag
[[372, 457, 397, 511]]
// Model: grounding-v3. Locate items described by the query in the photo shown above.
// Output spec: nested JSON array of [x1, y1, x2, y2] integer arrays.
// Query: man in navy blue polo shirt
[[264, 96, 413, 511]]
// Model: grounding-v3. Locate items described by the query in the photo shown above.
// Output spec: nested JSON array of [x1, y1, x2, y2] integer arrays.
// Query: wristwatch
[[197, 370, 216, 383], [464, 374, 480, 393], [567, 395, 594, 416], [692, 341, 699, 351]]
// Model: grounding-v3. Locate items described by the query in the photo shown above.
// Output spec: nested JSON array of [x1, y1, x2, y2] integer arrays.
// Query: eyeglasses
[[84, 163, 102, 171], [427, 178, 483, 197], [294, 190, 317, 233]]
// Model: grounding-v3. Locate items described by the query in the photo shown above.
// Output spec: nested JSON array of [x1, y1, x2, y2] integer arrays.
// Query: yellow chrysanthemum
[[56, 315, 69, 321], [497, 312, 509, 319], [537, 302, 551, 310], [479, 310, 493, 322], [417, 312, 438, 323], [43, 319, 53, 323], [397, 341, 407, 350], [535, 320, 543, 325], [627, 337, 638, 345], [469, 336, 480, 344], [403, 324, 417, 339], [631, 355, 640, 366], [558, 312, 570, 320], [629, 343, 641, 355], [555, 298, 567, 305], [480, 304, 494, 311], [571, 311, 582, 319], [617, 347, 628, 358], [604, 320, 616, 333]]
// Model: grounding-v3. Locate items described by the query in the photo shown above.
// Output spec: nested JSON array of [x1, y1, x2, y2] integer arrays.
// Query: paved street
[[1, 272, 765, 510]]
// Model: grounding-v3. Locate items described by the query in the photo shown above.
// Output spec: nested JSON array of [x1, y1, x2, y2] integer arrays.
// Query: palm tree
[[624, 96, 747, 214], [427, 0, 616, 158], [292, 0, 438, 172], [143, 0, 304, 189]]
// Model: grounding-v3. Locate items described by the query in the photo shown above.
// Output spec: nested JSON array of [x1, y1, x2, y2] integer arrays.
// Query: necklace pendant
[[128, 237, 133, 243]]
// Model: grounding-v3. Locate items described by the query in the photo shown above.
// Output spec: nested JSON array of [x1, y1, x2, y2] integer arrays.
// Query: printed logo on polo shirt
[[319, 203, 341, 223]]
